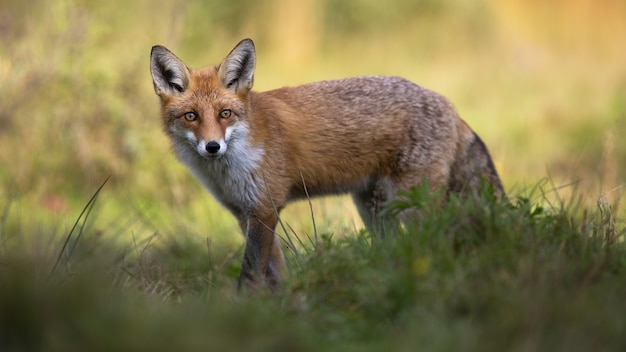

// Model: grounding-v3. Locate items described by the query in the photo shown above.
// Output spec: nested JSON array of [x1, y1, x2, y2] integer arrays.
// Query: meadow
[[1, 0, 625, 350]]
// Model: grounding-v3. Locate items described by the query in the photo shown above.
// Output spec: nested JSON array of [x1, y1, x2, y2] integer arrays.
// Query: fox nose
[[205, 141, 221, 154]]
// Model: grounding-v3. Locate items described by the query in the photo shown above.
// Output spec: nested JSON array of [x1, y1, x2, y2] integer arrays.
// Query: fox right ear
[[150, 45, 190, 96]]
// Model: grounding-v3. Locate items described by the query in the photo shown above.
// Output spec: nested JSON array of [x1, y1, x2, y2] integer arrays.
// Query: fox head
[[150, 39, 256, 159]]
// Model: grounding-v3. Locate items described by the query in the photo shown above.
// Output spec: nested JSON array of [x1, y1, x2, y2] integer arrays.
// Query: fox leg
[[238, 213, 286, 291], [351, 178, 394, 237], [386, 167, 452, 225]]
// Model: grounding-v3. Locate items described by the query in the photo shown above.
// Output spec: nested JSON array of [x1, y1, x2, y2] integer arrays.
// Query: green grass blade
[[48, 176, 110, 278]]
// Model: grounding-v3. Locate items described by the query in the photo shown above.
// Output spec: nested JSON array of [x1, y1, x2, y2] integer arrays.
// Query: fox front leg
[[237, 214, 286, 292]]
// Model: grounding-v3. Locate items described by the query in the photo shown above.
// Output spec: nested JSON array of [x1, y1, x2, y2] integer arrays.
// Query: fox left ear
[[218, 39, 256, 94]]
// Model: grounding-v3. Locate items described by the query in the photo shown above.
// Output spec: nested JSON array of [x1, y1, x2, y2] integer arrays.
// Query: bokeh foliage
[[1, 0, 624, 220]]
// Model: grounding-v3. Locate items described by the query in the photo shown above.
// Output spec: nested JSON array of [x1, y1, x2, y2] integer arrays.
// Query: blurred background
[[1, 0, 625, 246]]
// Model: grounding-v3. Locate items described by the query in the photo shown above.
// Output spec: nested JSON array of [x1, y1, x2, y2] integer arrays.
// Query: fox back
[[150, 39, 504, 290]]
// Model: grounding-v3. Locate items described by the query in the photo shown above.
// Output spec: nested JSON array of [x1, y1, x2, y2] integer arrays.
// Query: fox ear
[[150, 45, 190, 96], [218, 39, 255, 94]]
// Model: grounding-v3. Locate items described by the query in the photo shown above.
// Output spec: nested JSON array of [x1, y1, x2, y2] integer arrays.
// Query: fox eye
[[219, 109, 232, 119], [182, 112, 197, 121]]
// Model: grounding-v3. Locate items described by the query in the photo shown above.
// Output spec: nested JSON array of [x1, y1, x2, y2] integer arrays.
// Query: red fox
[[150, 39, 504, 290]]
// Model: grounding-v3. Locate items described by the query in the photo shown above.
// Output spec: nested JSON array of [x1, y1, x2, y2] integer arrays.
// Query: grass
[[1, 182, 625, 351]]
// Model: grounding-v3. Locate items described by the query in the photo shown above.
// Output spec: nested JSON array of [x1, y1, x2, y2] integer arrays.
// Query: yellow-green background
[[1, 0, 625, 247]]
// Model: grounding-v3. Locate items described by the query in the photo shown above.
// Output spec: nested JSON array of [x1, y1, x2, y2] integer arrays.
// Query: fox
[[150, 38, 504, 290]]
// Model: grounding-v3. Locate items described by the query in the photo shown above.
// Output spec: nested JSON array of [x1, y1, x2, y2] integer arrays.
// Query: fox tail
[[448, 131, 504, 198]]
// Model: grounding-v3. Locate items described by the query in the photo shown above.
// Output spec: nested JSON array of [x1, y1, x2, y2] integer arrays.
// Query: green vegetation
[[2, 184, 625, 351], [1, 0, 625, 350]]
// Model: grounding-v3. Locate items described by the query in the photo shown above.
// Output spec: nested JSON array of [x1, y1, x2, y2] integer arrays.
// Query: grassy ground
[[1, 184, 625, 351], [1, 0, 626, 350]]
